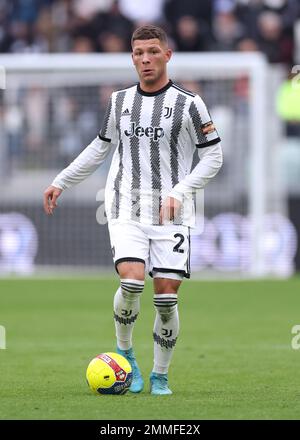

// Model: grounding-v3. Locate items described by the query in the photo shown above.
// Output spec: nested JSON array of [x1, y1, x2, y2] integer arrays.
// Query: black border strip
[[172, 83, 196, 97], [115, 257, 145, 273], [137, 80, 172, 97], [98, 134, 111, 143], [196, 137, 221, 148], [187, 227, 191, 275], [150, 267, 190, 279], [0, 420, 291, 437]]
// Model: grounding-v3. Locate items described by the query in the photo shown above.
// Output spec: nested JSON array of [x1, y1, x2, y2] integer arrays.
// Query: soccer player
[[43, 25, 223, 395]]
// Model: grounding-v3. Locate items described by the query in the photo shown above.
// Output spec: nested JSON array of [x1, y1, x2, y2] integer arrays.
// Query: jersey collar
[[137, 79, 173, 97]]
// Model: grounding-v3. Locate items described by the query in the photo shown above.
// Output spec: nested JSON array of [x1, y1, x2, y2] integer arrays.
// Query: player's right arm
[[44, 185, 62, 215], [43, 94, 117, 215], [43, 136, 113, 215]]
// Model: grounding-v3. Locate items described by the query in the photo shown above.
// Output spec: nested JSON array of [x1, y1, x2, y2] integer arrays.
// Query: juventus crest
[[164, 106, 173, 119]]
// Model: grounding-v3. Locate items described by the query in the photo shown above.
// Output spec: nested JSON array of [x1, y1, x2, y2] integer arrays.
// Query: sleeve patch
[[201, 121, 215, 135]]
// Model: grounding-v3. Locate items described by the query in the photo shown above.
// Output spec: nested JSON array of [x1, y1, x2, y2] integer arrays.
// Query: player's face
[[132, 38, 172, 87]]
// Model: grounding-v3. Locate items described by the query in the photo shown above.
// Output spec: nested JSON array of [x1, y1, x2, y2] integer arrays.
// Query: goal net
[[0, 53, 296, 277]]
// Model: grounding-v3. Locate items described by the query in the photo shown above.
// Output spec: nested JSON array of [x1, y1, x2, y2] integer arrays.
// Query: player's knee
[[120, 278, 144, 300], [153, 293, 178, 318], [154, 278, 181, 294], [117, 261, 145, 281]]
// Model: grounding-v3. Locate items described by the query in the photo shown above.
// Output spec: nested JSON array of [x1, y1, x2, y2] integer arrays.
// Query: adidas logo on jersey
[[124, 122, 165, 141], [121, 108, 131, 116]]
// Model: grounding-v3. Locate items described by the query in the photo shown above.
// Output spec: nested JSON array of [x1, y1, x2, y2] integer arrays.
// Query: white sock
[[152, 293, 179, 374], [113, 278, 144, 350]]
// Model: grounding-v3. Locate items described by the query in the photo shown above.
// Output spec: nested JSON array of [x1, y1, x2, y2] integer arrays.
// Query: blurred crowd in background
[[0, 0, 299, 66], [0, 0, 299, 274], [1, 0, 300, 180]]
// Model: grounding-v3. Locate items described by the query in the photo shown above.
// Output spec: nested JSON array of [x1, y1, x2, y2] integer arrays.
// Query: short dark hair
[[131, 25, 168, 47]]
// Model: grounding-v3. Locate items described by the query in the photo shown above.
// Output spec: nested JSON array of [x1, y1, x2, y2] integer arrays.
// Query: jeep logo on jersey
[[124, 122, 164, 141]]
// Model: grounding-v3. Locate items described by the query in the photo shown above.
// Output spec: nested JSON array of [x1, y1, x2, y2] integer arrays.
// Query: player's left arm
[[168, 95, 223, 203], [160, 142, 222, 223], [168, 141, 223, 202]]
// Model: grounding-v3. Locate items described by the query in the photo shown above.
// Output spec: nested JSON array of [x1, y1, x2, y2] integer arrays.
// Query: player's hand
[[43, 185, 62, 215], [159, 196, 182, 224]]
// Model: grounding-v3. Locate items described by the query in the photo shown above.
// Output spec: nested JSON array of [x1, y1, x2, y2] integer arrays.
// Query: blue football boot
[[150, 372, 172, 395], [117, 347, 144, 393]]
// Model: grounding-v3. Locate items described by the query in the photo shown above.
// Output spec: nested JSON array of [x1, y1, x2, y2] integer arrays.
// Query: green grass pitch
[[0, 276, 300, 420]]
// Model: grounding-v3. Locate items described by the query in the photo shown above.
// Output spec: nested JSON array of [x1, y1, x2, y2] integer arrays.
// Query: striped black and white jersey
[[101, 80, 220, 226], [52, 80, 222, 227]]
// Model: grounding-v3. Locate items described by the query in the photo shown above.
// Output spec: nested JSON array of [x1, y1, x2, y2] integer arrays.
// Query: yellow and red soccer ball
[[86, 352, 132, 395]]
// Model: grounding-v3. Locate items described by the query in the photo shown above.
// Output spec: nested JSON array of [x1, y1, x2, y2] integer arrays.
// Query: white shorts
[[108, 221, 191, 280]]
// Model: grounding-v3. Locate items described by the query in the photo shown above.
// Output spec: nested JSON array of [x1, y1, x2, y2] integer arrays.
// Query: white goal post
[[0, 52, 289, 277]]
